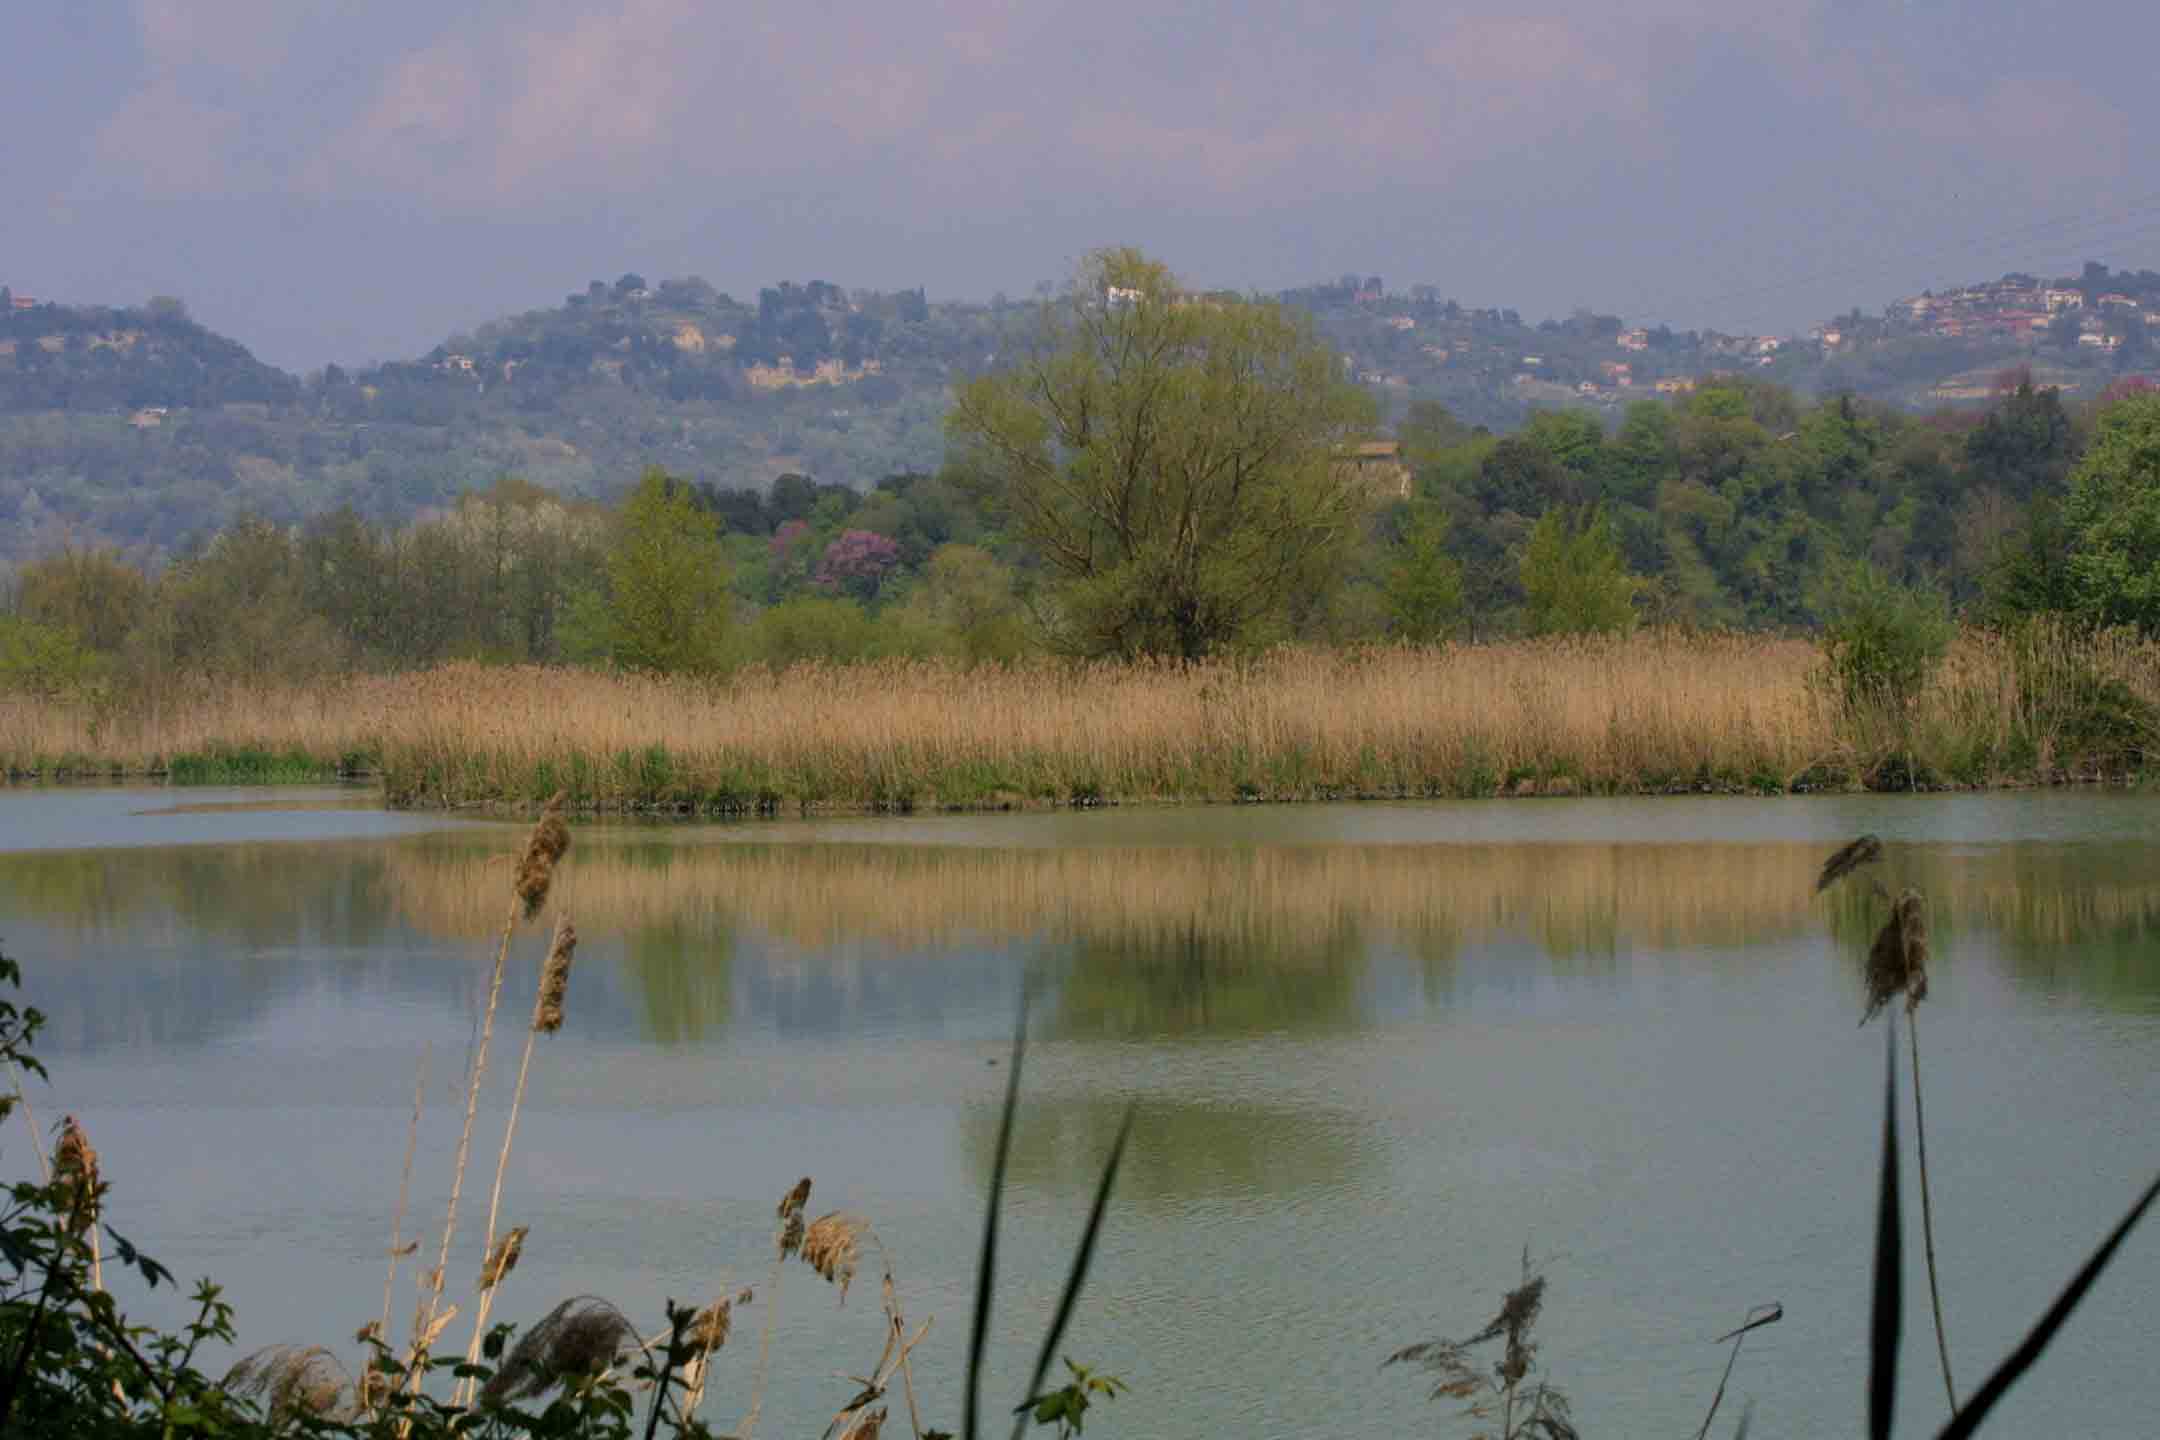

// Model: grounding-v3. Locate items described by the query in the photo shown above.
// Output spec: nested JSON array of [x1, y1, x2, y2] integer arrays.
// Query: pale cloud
[[22, 0, 2160, 368], [90, 0, 312, 191], [96, 82, 240, 193]]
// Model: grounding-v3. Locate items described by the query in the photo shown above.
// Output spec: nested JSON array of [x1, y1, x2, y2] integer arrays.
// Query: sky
[[6, 0, 2160, 372]]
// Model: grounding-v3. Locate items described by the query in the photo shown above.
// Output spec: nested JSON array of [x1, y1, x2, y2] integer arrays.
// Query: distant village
[[1882, 273, 2159, 352], [7, 261, 2159, 433]]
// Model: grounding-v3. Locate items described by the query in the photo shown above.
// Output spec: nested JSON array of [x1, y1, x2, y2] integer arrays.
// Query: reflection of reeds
[[389, 840, 1837, 954]]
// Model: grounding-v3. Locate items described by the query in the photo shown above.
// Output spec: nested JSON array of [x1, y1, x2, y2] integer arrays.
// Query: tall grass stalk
[[457, 915, 577, 1406], [739, 1179, 811, 1440], [403, 890, 515, 1404], [378, 1043, 427, 1378], [403, 795, 567, 1410]]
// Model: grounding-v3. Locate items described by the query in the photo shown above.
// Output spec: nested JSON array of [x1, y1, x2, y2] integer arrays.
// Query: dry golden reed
[[478, 1226, 527, 1292], [223, 1344, 352, 1423], [689, 1295, 736, 1358], [53, 1114, 100, 1228], [776, 1178, 811, 1259], [8, 628, 2154, 803], [800, 1213, 867, 1302]]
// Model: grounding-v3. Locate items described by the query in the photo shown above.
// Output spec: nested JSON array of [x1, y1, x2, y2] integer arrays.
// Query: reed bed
[[2, 628, 2153, 806]]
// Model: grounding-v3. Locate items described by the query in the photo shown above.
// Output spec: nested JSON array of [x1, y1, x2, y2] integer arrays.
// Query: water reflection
[[1050, 923, 1367, 1037], [958, 1094, 1372, 1206], [4, 832, 2159, 1054]]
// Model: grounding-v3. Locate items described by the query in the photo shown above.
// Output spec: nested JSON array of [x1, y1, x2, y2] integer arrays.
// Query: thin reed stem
[[406, 892, 519, 1404], [738, 1251, 786, 1440], [456, 924, 562, 1408], [8, 1059, 50, 1183], [378, 1043, 427, 1400], [1910, 1009, 1957, 1413]]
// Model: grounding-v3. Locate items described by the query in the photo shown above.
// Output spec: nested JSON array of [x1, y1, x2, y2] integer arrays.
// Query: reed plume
[[677, 1288, 755, 1421], [53, 1113, 104, 1291], [514, 792, 570, 917], [53, 1114, 99, 1231], [801, 1213, 868, 1303], [479, 1296, 637, 1408], [740, 1178, 813, 1440], [836, 1404, 886, 1440], [1868, 889, 1955, 1415], [459, 909, 579, 1405], [1841, 860, 1954, 1419], [1386, 1249, 1576, 1439], [223, 1344, 353, 1425], [410, 796, 569, 1413], [534, 920, 578, 1034], [1817, 834, 1884, 893], [478, 1226, 527, 1292], [1861, 889, 1929, 1027]]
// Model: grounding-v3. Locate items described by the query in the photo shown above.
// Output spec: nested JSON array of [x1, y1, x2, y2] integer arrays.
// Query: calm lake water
[[3, 786, 2158, 1438]]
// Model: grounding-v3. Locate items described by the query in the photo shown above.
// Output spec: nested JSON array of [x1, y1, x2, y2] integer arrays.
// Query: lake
[[3, 786, 2157, 1437]]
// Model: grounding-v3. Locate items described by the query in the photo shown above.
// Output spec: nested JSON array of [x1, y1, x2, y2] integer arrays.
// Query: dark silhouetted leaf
[[1871, 1018, 1902, 1440], [1936, 1168, 2160, 1440]]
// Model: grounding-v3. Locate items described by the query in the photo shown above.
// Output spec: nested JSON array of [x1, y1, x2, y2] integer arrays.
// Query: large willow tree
[[948, 249, 1375, 659]]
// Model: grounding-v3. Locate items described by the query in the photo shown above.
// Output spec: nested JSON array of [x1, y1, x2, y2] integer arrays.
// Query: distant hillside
[[2, 263, 2155, 565]]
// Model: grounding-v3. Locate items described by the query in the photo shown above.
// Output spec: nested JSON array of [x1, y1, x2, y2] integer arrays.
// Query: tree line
[[5, 250, 2159, 705]]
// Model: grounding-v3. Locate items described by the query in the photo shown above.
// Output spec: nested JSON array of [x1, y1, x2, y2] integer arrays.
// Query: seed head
[[778, 1176, 812, 1220], [1862, 888, 1930, 1025], [478, 1226, 528, 1292], [53, 1114, 100, 1229], [800, 1213, 868, 1303], [836, 1405, 886, 1440], [689, 1296, 734, 1358], [534, 918, 577, 1034], [513, 793, 571, 918], [1816, 834, 1883, 894]]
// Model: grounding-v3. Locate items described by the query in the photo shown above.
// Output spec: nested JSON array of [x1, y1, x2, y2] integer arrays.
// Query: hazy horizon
[[6, 1, 2159, 372]]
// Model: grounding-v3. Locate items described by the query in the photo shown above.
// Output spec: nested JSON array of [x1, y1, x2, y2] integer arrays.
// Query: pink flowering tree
[[815, 528, 902, 602]]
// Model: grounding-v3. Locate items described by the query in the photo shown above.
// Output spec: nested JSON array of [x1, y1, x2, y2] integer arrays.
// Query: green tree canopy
[[1520, 505, 1640, 637], [605, 468, 732, 671], [2062, 392, 2160, 632], [1382, 501, 1465, 643], [947, 248, 1375, 659]]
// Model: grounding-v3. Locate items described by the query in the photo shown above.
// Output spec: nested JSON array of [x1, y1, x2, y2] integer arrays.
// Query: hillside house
[[7, 295, 34, 310], [1385, 315, 1416, 331], [2045, 289, 2084, 311], [1336, 440, 1412, 500], [1618, 328, 1649, 351], [2099, 293, 2141, 309]]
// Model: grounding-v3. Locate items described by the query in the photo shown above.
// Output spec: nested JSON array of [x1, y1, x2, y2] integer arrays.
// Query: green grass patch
[[165, 745, 343, 785]]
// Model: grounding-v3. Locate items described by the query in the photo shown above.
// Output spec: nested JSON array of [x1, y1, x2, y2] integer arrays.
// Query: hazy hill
[[2, 264, 2155, 565]]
